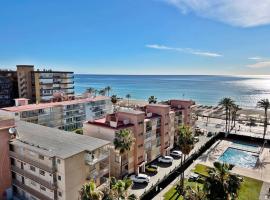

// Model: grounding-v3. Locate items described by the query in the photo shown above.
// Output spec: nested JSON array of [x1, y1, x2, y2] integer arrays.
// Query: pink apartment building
[[83, 99, 194, 178]]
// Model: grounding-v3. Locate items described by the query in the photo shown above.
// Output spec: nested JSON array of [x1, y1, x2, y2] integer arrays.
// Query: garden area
[[164, 164, 263, 200]]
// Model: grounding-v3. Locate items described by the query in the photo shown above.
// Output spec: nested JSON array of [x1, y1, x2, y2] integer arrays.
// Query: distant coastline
[[74, 74, 270, 108]]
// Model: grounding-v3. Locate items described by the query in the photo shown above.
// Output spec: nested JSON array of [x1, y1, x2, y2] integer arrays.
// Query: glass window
[[40, 170, 45, 176], [58, 175, 61, 181], [30, 166, 35, 172]]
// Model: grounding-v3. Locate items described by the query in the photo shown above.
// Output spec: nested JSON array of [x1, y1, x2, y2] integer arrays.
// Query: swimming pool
[[232, 141, 259, 153], [219, 147, 258, 168]]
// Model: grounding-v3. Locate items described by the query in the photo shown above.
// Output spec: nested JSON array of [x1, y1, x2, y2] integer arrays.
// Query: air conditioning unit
[[147, 113, 152, 117], [110, 121, 117, 128]]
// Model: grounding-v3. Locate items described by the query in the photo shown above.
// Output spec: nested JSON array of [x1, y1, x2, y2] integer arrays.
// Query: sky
[[0, 0, 270, 75]]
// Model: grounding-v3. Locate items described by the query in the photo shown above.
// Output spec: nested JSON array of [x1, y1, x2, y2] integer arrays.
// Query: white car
[[158, 156, 174, 163], [170, 150, 182, 157], [130, 174, 150, 184]]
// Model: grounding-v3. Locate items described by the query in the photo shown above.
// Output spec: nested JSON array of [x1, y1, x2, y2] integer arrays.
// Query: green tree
[[110, 177, 136, 200], [184, 185, 206, 200], [113, 129, 135, 178], [75, 128, 83, 135], [86, 87, 95, 94], [79, 180, 104, 200], [177, 125, 195, 194], [257, 98, 270, 143], [218, 98, 235, 133], [230, 104, 241, 129], [148, 96, 157, 104], [126, 94, 131, 107], [111, 95, 118, 112], [105, 86, 112, 96], [99, 89, 106, 96], [204, 162, 241, 200]]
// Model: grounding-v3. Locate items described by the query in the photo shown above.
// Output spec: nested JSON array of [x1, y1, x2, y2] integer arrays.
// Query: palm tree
[[98, 89, 106, 96], [126, 94, 131, 107], [184, 185, 206, 200], [105, 86, 111, 96], [231, 104, 241, 129], [204, 162, 241, 200], [218, 97, 235, 133], [110, 177, 136, 200], [86, 87, 95, 94], [113, 129, 135, 178], [257, 98, 270, 143], [111, 95, 118, 112], [79, 180, 104, 200], [148, 96, 157, 104], [177, 125, 195, 194]]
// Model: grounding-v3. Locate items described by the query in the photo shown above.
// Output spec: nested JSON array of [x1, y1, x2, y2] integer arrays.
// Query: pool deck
[[196, 139, 270, 182]]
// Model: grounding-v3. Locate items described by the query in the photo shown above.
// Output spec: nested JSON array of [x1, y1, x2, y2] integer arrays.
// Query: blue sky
[[1, 0, 270, 75]]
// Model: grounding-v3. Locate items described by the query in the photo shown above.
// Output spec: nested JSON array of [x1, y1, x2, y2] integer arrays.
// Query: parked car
[[145, 164, 159, 173], [170, 150, 182, 157], [215, 124, 222, 128], [207, 132, 213, 137], [130, 174, 150, 184], [158, 156, 174, 163], [194, 136, 199, 142], [188, 172, 200, 181]]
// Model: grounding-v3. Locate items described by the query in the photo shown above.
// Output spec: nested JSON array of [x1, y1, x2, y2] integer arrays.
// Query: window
[[138, 121, 143, 125], [139, 132, 143, 136], [40, 186, 46, 191], [58, 191, 62, 197], [39, 170, 45, 176], [30, 166, 35, 172], [58, 175, 61, 181], [57, 159, 61, 164], [138, 144, 143, 148], [39, 155, 44, 160]]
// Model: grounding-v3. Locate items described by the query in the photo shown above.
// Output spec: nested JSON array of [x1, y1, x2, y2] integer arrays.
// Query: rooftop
[[11, 121, 110, 159], [1, 96, 110, 112], [147, 104, 170, 108], [118, 108, 145, 115], [88, 117, 134, 130]]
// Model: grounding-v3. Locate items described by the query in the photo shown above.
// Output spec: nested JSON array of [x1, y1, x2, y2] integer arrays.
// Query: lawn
[[164, 164, 263, 200]]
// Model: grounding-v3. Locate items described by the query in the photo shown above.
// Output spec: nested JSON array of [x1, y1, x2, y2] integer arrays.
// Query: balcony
[[11, 165, 57, 190], [10, 151, 56, 173], [13, 179, 53, 200], [85, 150, 109, 166]]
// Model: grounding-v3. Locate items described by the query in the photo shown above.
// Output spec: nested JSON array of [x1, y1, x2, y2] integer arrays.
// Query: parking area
[[130, 132, 214, 197]]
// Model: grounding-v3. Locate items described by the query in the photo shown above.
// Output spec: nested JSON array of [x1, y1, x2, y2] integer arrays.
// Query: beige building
[[83, 100, 193, 178], [10, 121, 110, 200], [0, 96, 112, 131], [16, 65, 75, 103]]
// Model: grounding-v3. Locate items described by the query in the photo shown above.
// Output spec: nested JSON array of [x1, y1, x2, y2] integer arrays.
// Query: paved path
[[260, 182, 270, 200]]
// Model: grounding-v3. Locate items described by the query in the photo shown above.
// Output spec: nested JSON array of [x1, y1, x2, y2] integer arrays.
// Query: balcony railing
[[13, 179, 53, 200], [10, 151, 56, 173], [85, 151, 109, 166], [11, 165, 57, 190]]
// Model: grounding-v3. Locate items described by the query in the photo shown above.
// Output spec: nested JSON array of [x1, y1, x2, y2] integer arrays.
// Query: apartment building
[[0, 70, 19, 108], [10, 121, 111, 200], [0, 96, 112, 131], [83, 100, 192, 178], [16, 65, 75, 103], [0, 117, 15, 200]]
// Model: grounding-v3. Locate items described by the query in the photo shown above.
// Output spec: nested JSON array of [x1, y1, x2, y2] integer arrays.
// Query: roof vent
[[123, 119, 129, 125]]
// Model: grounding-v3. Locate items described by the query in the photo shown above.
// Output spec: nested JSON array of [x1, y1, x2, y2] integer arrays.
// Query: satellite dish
[[9, 127, 16, 134]]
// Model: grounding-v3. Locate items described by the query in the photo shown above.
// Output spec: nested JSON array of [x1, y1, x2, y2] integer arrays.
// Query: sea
[[74, 75, 270, 108]]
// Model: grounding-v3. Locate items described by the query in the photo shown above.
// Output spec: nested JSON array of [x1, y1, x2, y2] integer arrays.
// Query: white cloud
[[247, 61, 270, 68], [248, 56, 263, 60], [146, 44, 222, 57], [163, 0, 270, 27]]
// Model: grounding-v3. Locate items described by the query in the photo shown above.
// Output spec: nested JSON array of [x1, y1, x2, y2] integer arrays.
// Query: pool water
[[219, 147, 258, 168], [232, 141, 259, 153]]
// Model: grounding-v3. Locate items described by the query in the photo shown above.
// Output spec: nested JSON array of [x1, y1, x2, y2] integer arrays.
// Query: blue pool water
[[219, 147, 258, 168], [232, 141, 259, 153]]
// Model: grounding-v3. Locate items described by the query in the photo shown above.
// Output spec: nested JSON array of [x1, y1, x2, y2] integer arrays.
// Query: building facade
[[83, 100, 193, 178], [0, 117, 15, 200], [10, 121, 110, 200], [0, 96, 112, 131], [0, 70, 19, 108]]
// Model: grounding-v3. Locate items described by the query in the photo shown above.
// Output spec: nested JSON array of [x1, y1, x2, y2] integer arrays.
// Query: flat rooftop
[[11, 121, 110, 159], [1, 96, 110, 112]]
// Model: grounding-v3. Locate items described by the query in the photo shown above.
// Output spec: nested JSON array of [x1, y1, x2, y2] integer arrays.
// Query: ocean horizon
[[74, 74, 270, 108]]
